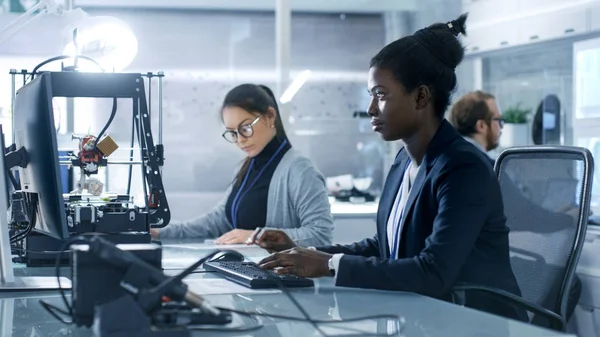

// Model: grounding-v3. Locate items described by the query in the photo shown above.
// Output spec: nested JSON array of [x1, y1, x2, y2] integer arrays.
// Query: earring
[[270, 125, 274, 128]]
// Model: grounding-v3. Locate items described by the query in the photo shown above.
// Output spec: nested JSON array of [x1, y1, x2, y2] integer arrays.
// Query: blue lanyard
[[390, 159, 411, 259], [230, 139, 288, 228]]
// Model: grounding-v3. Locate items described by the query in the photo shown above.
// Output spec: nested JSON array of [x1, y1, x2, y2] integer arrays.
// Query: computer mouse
[[209, 250, 244, 262]]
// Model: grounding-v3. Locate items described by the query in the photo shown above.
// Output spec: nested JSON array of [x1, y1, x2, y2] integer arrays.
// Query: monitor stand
[[0, 131, 70, 291]]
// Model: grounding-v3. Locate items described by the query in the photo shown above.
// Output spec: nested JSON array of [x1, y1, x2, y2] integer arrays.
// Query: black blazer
[[319, 120, 525, 320]]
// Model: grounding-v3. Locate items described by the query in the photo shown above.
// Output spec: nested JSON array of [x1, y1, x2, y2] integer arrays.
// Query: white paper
[[542, 112, 556, 129], [183, 278, 281, 295]]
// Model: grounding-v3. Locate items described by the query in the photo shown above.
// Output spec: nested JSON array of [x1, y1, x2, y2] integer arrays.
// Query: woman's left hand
[[215, 229, 254, 244]]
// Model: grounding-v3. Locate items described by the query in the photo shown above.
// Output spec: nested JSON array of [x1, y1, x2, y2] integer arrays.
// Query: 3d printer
[[6, 67, 170, 266]]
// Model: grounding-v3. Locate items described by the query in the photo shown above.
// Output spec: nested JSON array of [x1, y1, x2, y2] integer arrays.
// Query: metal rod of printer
[[157, 71, 164, 145], [59, 161, 143, 165], [10, 69, 16, 144], [58, 147, 143, 151], [147, 72, 152, 119], [58, 156, 142, 161]]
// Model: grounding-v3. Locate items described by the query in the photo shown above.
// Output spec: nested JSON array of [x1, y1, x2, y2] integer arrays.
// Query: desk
[[329, 200, 378, 244], [0, 242, 575, 337], [329, 199, 378, 220]]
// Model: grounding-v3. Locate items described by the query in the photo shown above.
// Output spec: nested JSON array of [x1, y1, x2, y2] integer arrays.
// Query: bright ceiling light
[[279, 70, 312, 104], [0, 0, 138, 73], [62, 16, 138, 72]]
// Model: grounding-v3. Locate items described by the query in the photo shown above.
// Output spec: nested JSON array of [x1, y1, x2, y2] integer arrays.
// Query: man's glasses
[[222, 116, 261, 143], [492, 117, 505, 128]]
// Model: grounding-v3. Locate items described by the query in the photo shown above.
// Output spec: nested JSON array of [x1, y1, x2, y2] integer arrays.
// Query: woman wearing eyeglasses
[[152, 84, 333, 246]]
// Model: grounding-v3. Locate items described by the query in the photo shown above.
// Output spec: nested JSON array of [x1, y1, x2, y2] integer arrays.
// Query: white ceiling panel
[[75, 0, 417, 13]]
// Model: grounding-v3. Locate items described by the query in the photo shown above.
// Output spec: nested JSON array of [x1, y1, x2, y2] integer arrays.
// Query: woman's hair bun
[[447, 13, 468, 37]]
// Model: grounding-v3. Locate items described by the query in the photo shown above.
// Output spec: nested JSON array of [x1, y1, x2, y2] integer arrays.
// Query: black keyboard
[[203, 261, 314, 289]]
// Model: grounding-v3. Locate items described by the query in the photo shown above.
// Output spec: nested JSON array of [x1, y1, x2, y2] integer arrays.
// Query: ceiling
[[74, 0, 417, 13]]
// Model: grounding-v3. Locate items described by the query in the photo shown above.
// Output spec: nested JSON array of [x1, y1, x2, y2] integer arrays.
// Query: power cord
[[217, 308, 401, 337], [39, 242, 266, 333], [29, 55, 104, 81], [94, 97, 117, 150], [150, 250, 401, 336], [39, 236, 90, 325], [229, 259, 402, 337], [9, 192, 36, 244], [28, 53, 117, 152], [39, 242, 403, 336]]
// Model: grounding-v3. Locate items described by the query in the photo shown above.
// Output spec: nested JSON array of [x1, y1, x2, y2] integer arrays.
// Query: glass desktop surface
[[0, 242, 577, 337]]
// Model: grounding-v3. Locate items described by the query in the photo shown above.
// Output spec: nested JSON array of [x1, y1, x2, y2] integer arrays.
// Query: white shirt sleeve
[[308, 247, 343, 281], [330, 253, 344, 281]]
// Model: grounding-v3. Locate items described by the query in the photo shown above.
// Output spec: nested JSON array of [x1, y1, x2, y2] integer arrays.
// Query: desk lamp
[[0, 0, 138, 72]]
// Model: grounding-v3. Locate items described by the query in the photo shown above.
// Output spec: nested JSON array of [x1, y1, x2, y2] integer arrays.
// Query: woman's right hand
[[247, 228, 296, 253]]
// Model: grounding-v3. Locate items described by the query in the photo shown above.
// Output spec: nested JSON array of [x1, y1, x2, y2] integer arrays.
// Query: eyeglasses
[[492, 117, 505, 128], [222, 116, 261, 143]]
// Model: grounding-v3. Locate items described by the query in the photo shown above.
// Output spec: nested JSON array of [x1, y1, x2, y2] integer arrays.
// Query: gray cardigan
[[158, 149, 334, 247]]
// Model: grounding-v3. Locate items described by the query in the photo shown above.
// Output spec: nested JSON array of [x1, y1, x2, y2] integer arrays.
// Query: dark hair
[[450, 90, 496, 136], [221, 83, 290, 186], [370, 13, 468, 119]]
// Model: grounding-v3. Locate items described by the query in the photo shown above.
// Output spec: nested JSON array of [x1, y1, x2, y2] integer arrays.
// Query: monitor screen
[[13, 73, 68, 240]]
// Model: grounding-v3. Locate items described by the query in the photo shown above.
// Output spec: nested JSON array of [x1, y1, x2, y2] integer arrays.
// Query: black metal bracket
[[5, 146, 28, 170], [4, 146, 28, 191], [155, 144, 164, 167]]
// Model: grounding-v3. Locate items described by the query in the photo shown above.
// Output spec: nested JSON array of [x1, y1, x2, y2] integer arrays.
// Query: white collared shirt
[[463, 136, 498, 160], [327, 160, 420, 278], [386, 161, 420, 258], [463, 136, 487, 153]]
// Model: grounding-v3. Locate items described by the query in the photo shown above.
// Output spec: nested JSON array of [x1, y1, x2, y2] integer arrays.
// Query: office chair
[[452, 146, 594, 331]]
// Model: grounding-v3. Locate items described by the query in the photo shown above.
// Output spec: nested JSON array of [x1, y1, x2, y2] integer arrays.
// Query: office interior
[[0, 0, 600, 336]]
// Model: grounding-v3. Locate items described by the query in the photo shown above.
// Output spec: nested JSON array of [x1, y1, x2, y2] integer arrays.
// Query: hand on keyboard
[[257, 247, 333, 278], [203, 261, 314, 289]]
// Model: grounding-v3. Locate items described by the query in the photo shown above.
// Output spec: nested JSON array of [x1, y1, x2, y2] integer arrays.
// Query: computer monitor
[[0, 74, 72, 291], [0, 125, 70, 290], [12, 73, 68, 240]]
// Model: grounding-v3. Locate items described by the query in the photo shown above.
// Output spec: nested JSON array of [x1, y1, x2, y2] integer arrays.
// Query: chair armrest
[[452, 283, 563, 326]]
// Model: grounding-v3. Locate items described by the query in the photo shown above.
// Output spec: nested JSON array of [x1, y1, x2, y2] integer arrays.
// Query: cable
[[29, 53, 116, 154], [9, 192, 36, 243], [38, 235, 92, 325], [215, 308, 402, 337], [29, 55, 104, 81], [28, 53, 116, 160], [94, 97, 118, 150], [39, 244, 403, 336], [126, 111, 136, 196], [186, 251, 402, 336], [239, 263, 401, 337], [152, 308, 264, 333], [7, 171, 18, 190]]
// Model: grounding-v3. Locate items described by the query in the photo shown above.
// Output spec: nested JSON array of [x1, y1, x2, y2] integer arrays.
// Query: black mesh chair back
[[495, 146, 593, 328]]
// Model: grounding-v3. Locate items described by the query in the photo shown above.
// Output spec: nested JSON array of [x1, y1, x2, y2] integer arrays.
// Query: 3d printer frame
[[8, 70, 170, 233]]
